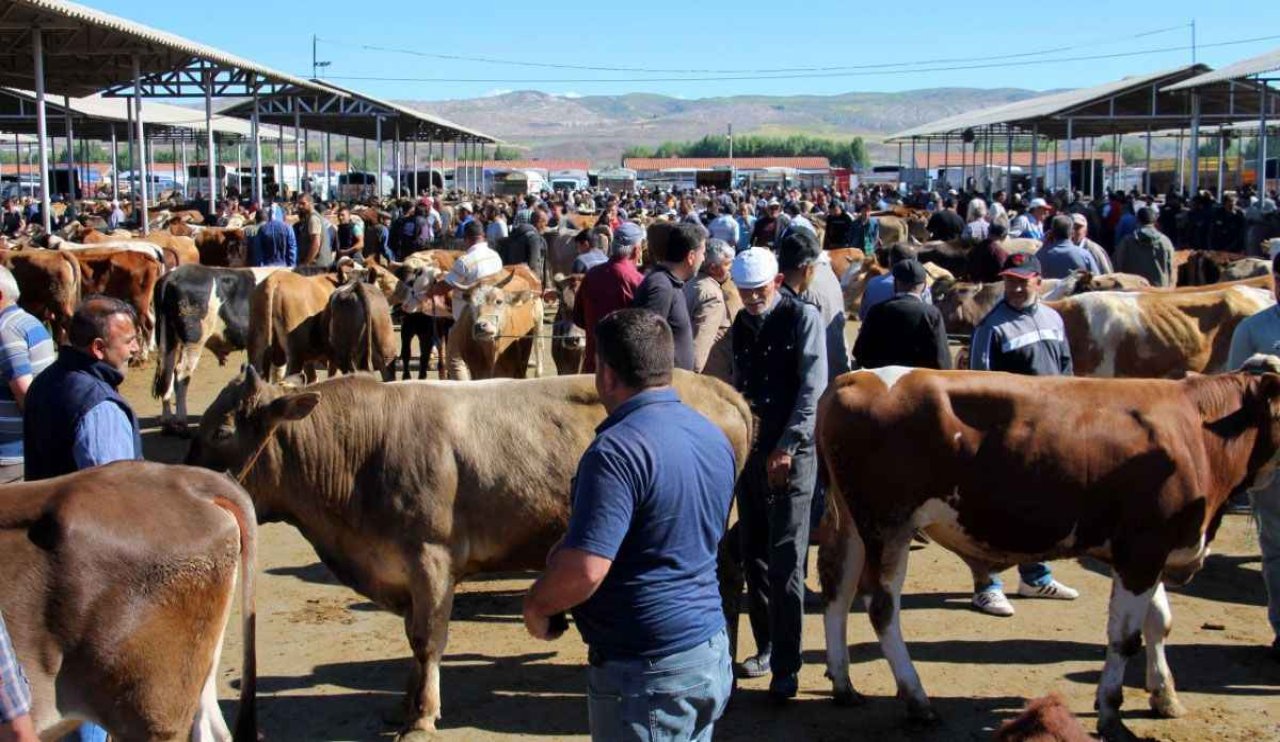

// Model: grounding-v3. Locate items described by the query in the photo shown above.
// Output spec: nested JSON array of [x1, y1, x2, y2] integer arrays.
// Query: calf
[[1, 461, 257, 741], [323, 280, 398, 380], [818, 367, 1280, 740], [550, 272, 585, 376], [247, 269, 341, 383]]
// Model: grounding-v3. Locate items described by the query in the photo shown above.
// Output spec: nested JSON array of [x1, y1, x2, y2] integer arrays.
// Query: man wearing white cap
[[729, 246, 827, 702], [1010, 198, 1049, 241], [442, 220, 504, 378]]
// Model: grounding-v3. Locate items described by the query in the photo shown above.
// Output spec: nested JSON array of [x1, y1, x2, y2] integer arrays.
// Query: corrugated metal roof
[[480, 160, 589, 171], [624, 157, 830, 170], [913, 151, 1125, 168], [316, 82, 496, 143], [1164, 47, 1280, 91]]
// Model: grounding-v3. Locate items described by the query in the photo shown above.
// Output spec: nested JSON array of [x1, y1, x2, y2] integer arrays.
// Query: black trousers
[[736, 443, 816, 678]]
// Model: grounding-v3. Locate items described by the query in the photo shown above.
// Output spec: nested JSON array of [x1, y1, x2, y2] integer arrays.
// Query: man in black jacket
[[853, 259, 951, 370], [631, 222, 704, 370], [505, 207, 549, 285], [926, 198, 965, 242]]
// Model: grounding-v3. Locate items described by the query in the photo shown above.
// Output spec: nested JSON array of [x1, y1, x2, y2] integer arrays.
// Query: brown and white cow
[[817, 367, 1280, 740], [187, 368, 751, 736], [322, 279, 398, 380], [1, 461, 257, 741], [935, 271, 1152, 335], [0, 248, 80, 342], [395, 250, 461, 380], [451, 273, 545, 379], [550, 273, 586, 376]]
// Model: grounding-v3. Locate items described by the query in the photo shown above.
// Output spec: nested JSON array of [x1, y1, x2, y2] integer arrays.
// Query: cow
[[1174, 249, 1248, 287], [825, 248, 865, 284], [153, 265, 280, 435], [169, 221, 249, 267], [935, 272, 1152, 335], [322, 279, 398, 380], [0, 248, 80, 342], [874, 214, 928, 245], [394, 250, 461, 380], [66, 223, 199, 269], [816, 366, 1280, 740], [1220, 257, 1271, 282], [450, 270, 545, 380], [71, 247, 163, 362], [550, 273, 586, 376], [247, 269, 342, 383], [1, 461, 257, 742], [186, 368, 751, 737]]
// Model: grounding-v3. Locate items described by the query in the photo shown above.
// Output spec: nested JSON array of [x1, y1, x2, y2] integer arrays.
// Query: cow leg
[[820, 517, 867, 706], [866, 534, 933, 722], [1143, 583, 1185, 718], [400, 316, 416, 380], [191, 614, 233, 742], [1097, 577, 1157, 741], [400, 545, 456, 738]]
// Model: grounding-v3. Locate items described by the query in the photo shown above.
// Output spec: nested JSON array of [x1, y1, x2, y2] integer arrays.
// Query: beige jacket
[[685, 271, 743, 382]]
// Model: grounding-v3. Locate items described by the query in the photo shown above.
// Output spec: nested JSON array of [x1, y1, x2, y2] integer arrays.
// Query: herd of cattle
[[0, 200, 1276, 741]]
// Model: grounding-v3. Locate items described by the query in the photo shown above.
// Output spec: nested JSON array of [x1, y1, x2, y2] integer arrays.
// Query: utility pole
[[312, 35, 330, 80], [727, 124, 733, 160], [1191, 20, 1197, 65]]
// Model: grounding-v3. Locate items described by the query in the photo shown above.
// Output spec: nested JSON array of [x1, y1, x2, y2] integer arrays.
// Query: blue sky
[[93, 1, 1280, 101]]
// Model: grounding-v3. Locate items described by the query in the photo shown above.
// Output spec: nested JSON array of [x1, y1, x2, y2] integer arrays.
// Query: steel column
[[109, 128, 117, 198], [205, 70, 216, 214], [412, 140, 419, 196], [1259, 81, 1269, 194], [1217, 131, 1226, 197], [1006, 132, 1013, 194], [293, 103, 302, 196], [62, 97, 74, 199], [322, 132, 331, 201], [1030, 125, 1039, 196], [33, 28, 51, 233], [1144, 128, 1153, 194], [132, 56, 150, 235], [375, 117, 383, 199], [251, 91, 263, 206], [1189, 93, 1202, 194]]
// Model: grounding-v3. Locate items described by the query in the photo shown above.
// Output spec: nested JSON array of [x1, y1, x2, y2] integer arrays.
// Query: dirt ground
[[123, 333, 1279, 742]]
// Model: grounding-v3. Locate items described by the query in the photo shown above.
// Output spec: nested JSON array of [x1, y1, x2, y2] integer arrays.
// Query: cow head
[[186, 365, 320, 487], [469, 284, 534, 342], [364, 261, 401, 303]]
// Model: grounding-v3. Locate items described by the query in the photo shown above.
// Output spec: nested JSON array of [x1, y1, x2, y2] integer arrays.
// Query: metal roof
[[0, 0, 334, 97], [215, 80, 497, 144], [1164, 47, 1280, 91], [886, 65, 1276, 141], [0, 87, 293, 141], [624, 157, 831, 170]]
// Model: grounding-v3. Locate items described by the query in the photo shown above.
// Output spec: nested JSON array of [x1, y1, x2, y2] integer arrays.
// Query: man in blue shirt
[[0, 611, 36, 742], [859, 243, 933, 321], [249, 207, 298, 267], [0, 266, 54, 483], [524, 308, 735, 741], [1036, 214, 1101, 279]]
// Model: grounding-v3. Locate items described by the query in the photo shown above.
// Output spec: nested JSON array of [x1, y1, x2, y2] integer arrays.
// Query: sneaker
[[972, 589, 1015, 617], [1018, 580, 1080, 600], [768, 673, 799, 703], [734, 653, 771, 679]]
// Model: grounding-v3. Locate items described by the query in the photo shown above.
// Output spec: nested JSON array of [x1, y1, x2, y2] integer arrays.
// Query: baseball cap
[[1000, 252, 1042, 279], [731, 247, 780, 289], [767, 198, 781, 207], [612, 221, 645, 249], [777, 231, 822, 271], [891, 258, 927, 285], [1028, 198, 1049, 210], [1070, 213, 1087, 226]]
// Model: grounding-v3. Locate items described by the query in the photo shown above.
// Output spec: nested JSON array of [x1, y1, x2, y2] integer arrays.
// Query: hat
[[1070, 213, 1087, 226], [732, 247, 780, 289], [777, 231, 821, 271], [612, 221, 645, 249], [891, 258, 927, 286], [458, 201, 473, 212], [767, 198, 781, 207], [1028, 198, 1049, 211], [999, 252, 1042, 279]]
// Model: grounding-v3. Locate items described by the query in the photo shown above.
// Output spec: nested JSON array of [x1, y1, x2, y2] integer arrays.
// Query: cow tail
[[361, 284, 375, 372], [255, 276, 277, 375], [209, 483, 258, 742], [60, 252, 82, 341], [152, 275, 175, 400]]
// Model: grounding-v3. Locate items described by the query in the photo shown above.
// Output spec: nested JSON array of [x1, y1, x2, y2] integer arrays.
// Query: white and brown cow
[[1, 461, 257, 741], [817, 366, 1280, 741]]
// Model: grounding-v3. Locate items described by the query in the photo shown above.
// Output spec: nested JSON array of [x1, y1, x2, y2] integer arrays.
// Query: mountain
[[399, 88, 1045, 166]]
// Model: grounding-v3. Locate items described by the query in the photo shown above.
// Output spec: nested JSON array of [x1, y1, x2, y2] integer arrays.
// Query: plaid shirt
[[0, 611, 31, 722]]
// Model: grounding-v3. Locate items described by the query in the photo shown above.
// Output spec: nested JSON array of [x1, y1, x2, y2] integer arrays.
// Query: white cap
[[1028, 197, 1049, 210], [731, 247, 780, 289]]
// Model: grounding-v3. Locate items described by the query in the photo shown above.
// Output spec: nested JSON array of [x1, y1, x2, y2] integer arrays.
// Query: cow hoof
[[905, 700, 939, 726], [1149, 691, 1187, 719], [832, 688, 867, 707], [1098, 718, 1139, 742]]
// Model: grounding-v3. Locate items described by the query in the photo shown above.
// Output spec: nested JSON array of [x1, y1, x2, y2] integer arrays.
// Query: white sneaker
[[1018, 580, 1080, 600], [972, 589, 1015, 617]]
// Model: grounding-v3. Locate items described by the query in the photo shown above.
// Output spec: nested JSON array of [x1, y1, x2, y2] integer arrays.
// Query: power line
[[320, 33, 1280, 85], [315, 23, 1190, 77]]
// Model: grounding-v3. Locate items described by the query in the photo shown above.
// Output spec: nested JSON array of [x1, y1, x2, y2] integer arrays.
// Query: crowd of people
[[1, 173, 1278, 741]]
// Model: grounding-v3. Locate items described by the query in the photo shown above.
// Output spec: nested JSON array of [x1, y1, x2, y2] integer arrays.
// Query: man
[[1225, 254, 1280, 661], [822, 200, 856, 249], [575, 223, 646, 373], [967, 223, 1010, 283], [859, 243, 923, 321], [453, 202, 475, 239], [523, 309, 735, 740], [0, 266, 55, 483], [363, 210, 394, 265], [967, 253, 1080, 616], [1070, 213, 1114, 274], [853, 258, 951, 370], [685, 239, 739, 377], [779, 232, 849, 381], [1036, 214, 1100, 279], [849, 201, 880, 253], [335, 206, 365, 262], [485, 205, 509, 246], [248, 206, 297, 267], [1113, 207, 1175, 287], [927, 197, 965, 242], [1208, 193, 1246, 253], [1010, 197, 1049, 240], [631, 222, 704, 371], [505, 207, 549, 284], [1, 612, 37, 742], [729, 246, 826, 701], [294, 195, 332, 266], [571, 229, 607, 274], [751, 199, 784, 247], [2, 200, 23, 237], [707, 204, 740, 246]]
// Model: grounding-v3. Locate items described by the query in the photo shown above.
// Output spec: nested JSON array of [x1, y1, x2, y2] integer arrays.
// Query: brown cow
[[1, 461, 257, 741], [550, 272, 586, 375], [0, 248, 80, 342], [71, 248, 163, 362], [322, 279, 398, 379], [394, 250, 462, 379], [247, 270, 341, 382], [450, 269, 544, 379], [169, 221, 248, 267], [817, 367, 1280, 740], [187, 368, 750, 736], [69, 223, 199, 269]]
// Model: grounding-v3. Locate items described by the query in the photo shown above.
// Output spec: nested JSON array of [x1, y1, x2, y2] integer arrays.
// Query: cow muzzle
[[473, 316, 500, 340]]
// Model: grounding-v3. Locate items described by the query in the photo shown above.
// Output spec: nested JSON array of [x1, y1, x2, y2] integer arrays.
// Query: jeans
[[586, 629, 733, 742], [978, 562, 1053, 593], [1253, 486, 1280, 641]]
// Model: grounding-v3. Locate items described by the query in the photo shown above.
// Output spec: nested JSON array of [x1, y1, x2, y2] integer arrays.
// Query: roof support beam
[[32, 25, 49, 234]]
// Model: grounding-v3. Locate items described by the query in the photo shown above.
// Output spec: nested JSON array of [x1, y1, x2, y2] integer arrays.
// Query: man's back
[[1114, 227, 1174, 287], [577, 260, 643, 372], [565, 388, 735, 657], [0, 306, 53, 463], [853, 293, 950, 370], [1036, 241, 1097, 279], [255, 219, 296, 266]]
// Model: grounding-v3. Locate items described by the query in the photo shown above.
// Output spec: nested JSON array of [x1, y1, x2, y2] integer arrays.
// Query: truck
[[597, 167, 637, 193], [493, 169, 547, 197], [549, 169, 589, 192], [186, 164, 236, 201]]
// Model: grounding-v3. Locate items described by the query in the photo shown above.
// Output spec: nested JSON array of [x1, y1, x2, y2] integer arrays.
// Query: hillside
[[401, 88, 1044, 166]]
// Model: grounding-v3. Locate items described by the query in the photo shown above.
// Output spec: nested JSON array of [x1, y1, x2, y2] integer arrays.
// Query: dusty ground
[[124, 334, 1279, 742]]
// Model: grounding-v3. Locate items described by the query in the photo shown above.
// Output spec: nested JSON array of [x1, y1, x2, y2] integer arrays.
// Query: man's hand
[[1, 713, 39, 742], [523, 601, 552, 640], [767, 449, 793, 490]]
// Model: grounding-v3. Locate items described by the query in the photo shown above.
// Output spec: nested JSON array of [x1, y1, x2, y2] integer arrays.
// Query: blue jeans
[[586, 628, 733, 742], [978, 562, 1053, 593], [1253, 486, 1280, 642], [66, 723, 107, 742]]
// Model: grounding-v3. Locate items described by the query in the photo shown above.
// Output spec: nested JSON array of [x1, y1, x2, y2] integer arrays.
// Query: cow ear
[[542, 288, 558, 304], [280, 373, 307, 390], [266, 392, 321, 423]]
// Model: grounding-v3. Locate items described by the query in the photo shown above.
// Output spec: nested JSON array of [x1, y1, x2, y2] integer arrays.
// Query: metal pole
[[172, 138, 177, 189], [1006, 132, 1013, 194], [1176, 130, 1185, 194], [322, 132, 331, 201], [251, 90, 263, 206], [62, 97, 74, 200], [205, 69, 216, 215], [943, 135, 950, 190], [132, 56, 150, 235], [909, 137, 917, 191], [1030, 125, 1039, 196], [412, 140, 419, 196], [293, 102, 302, 197], [393, 124, 401, 197], [375, 117, 383, 199], [33, 29, 52, 234], [1145, 128, 1153, 194], [1259, 81, 1269, 195], [1189, 92, 1202, 194], [452, 141, 458, 193], [14, 134, 20, 189], [1112, 132, 1120, 192], [109, 128, 118, 199], [924, 138, 931, 189], [1217, 132, 1226, 197]]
